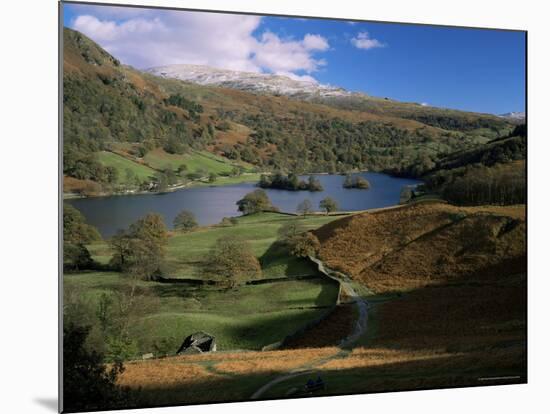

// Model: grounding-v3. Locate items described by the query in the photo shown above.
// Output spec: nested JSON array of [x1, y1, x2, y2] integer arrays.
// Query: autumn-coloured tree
[[205, 235, 262, 287], [109, 213, 168, 279], [288, 232, 321, 258]]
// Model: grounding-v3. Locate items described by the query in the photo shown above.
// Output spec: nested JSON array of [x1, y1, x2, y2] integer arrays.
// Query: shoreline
[[63, 170, 422, 200], [63, 173, 262, 200]]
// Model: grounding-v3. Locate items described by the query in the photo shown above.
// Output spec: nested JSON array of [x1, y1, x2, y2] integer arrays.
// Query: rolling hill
[[416, 125, 526, 205], [314, 201, 525, 292], [311, 201, 526, 383], [148, 63, 513, 134], [63, 27, 518, 196]]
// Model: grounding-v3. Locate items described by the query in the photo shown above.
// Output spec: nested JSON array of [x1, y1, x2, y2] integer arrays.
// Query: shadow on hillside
[[259, 240, 319, 277], [281, 257, 527, 353], [97, 348, 526, 412], [225, 307, 334, 348]]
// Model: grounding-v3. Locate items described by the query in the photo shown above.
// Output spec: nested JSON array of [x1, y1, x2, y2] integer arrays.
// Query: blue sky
[[63, 3, 525, 115]]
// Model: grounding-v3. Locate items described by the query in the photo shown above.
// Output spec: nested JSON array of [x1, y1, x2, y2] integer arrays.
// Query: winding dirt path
[[250, 257, 370, 400]]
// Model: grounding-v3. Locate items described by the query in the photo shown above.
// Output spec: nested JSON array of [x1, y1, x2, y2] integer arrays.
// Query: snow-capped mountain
[[499, 112, 526, 121], [146, 64, 353, 98]]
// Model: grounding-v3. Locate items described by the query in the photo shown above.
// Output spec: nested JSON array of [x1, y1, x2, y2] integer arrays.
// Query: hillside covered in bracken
[[312, 201, 525, 374], [314, 201, 525, 292]]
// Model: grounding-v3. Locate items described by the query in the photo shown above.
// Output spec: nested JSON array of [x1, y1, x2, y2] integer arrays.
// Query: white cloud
[[253, 32, 329, 74], [73, 11, 261, 72], [351, 31, 385, 50], [70, 7, 330, 81], [302, 34, 330, 51], [74, 15, 164, 42]]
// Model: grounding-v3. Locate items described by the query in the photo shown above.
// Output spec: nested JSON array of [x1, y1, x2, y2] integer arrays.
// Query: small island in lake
[[343, 174, 371, 189], [259, 172, 323, 191]]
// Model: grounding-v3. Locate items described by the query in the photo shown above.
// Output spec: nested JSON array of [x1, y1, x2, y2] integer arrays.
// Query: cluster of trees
[[432, 134, 526, 175], [109, 213, 168, 279], [228, 107, 491, 173], [220, 142, 263, 165], [343, 174, 370, 189], [164, 93, 204, 121], [437, 162, 526, 206], [63, 323, 133, 412], [417, 128, 526, 205], [63, 149, 119, 184], [259, 173, 323, 191], [393, 129, 525, 180], [399, 112, 508, 132], [312, 95, 511, 133], [296, 197, 339, 216], [236, 189, 278, 215], [63, 204, 102, 271], [236, 189, 339, 218]]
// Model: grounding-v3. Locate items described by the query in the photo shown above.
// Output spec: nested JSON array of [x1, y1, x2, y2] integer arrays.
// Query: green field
[[97, 148, 257, 190], [165, 212, 341, 279], [64, 271, 339, 354], [97, 151, 156, 183], [143, 149, 251, 175], [88, 212, 343, 279], [69, 212, 345, 358]]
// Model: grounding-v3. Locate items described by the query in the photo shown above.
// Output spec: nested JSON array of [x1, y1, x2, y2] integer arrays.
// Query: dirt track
[[250, 257, 369, 399]]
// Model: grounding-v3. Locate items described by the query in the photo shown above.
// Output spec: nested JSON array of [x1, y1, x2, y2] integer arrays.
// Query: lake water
[[67, 172, 422, 237]]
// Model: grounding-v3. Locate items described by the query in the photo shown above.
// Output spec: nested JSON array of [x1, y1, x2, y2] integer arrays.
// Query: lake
[[67, 172, 422, 237]]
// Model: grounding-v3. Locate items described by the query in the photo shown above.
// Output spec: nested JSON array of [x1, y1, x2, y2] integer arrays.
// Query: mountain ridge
[[147, 63, 521, 119], [147, 64, 353, 98], [499, 111, 526, 121]]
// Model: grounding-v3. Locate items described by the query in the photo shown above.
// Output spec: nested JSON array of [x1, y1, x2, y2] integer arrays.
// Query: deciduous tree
[[236, 189, 277, 215], [296, 199, 313, 217], [173, 210, 198, 232], [319, 197, 339, 215], [109, 213, 168, 279], [288, 232, 321, 258], [205, 235, 262, 287]]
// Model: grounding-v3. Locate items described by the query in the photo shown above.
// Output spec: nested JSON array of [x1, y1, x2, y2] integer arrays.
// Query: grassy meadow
[[143, 148, 252, 174], [97, 151, 156, 183], [88, 212, 342, 279], [166, 212, 340, 279], [66, 212, 344, 358], [65, 271, 339, 354]]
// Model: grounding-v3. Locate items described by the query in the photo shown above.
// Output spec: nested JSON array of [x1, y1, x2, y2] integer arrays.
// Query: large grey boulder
[[177, 331, 216, 354]]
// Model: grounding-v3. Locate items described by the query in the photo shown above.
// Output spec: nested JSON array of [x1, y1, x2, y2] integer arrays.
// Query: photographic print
[[60, 1, 527, 412]]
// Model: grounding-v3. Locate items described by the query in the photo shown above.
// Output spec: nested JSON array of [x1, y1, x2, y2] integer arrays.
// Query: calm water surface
[[67, 173, 422, 237]]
